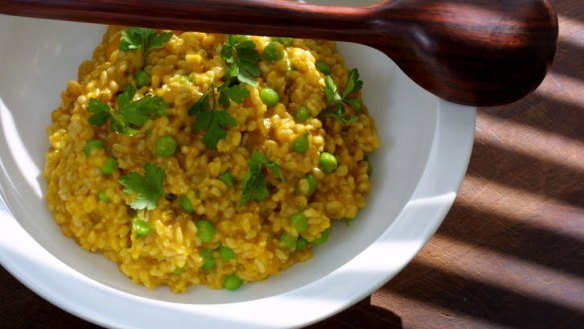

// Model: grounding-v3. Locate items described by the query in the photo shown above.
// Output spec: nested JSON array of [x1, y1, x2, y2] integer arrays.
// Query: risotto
[[43, 26, 379, 292]]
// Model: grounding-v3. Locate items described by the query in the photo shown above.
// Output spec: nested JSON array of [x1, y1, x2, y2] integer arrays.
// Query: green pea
[[294, 106, 311, 123], [98, 190, 109, 202], [315, 61, 330, 75], [313, 228, 330, 246], [296, 236, 309, 250], [224, 274, 243, 291], [196, 220, 215, 243], [366, 158, 372, 176], [134, 70, 150, 88], [291, 211, 308, 233], [200, 249, 216, 270], [292, 133, 309, 154], [84, 139, 104, 156], [343, 217, 355, 226], [218, 171, 235, 188], [272, 36, 292, 47], [280, 232, 298, 251], [218, 245, 235, 261], [305, 175, 318, 196], [171, 266, 186, 277], [319, 152, 338, 173], [296, 174, 318, 197], [259, 87, 279, 108], [101, 157, 118, 175], [177, 75, 192, 84], [155, 135, 177, 157], [179, 195, 194, 213], [132, 218, 152, 239], [263, 42, 283, 62]]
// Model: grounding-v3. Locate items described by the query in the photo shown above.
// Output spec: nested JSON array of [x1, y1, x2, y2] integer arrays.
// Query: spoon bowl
[[0, 0, 558, 106]]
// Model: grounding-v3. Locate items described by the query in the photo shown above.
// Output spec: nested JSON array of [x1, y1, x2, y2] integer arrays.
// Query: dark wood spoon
[[0, 0, 558, 107]]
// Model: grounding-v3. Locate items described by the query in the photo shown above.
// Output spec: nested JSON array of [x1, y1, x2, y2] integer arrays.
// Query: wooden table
[[2, 0, 583, 328]]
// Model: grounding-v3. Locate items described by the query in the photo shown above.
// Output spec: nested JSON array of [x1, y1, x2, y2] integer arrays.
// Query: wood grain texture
[[0, 0, 558, 106], [1, 0, 583, 328]]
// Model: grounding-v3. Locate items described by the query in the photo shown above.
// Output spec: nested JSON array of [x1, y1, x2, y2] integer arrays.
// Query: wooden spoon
[[0, 0, 558, 107]]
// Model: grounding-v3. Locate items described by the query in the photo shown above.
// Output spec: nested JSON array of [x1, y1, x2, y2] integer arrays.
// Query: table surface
[[2, 0, 583, 328]]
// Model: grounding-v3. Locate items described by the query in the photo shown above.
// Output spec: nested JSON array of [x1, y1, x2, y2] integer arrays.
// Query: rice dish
[[43, 26, 379, 292]]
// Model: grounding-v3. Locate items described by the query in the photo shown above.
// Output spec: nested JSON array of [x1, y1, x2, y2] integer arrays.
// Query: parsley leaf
[[239, 151, 286, 207], [188, 92, 209, 117], [117, 85, 167, 126], [193, 110, 237, 150], [87, 98, 111, 126], [217, 84, 250, 109], [320, 104, 359, 124], [215, 35, 256, 106], [343, 97, 363, 112], [119, 163, 165, 210], [188, 84, 238, 150], [343, 68, 364, 98], [240, 171, 269, 207], [320, 68, 364, 123], [87, 85, 167, 135], [264, 159, 286, 182], [119, 27, 172, 56], [323, 76, 342, 104], [221, 35, 261, 87]]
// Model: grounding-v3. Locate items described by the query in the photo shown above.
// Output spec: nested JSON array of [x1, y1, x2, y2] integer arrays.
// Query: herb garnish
[[239, 151, 286, 207], [320, 68, 363, 123], [217, 84, 249, 109], [188, 83, 238, 150], [87, 85, 167, 135], [220, 35, 261, 87], [119, 27, 172, 57], [119, 162, 165, 210]]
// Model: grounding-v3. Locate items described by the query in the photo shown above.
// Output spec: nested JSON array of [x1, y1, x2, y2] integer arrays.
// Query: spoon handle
[[0, 0, 369, 40], [0, 0, 558, 107]]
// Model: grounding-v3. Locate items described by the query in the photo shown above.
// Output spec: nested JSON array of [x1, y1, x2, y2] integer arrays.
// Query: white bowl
[[0, 10, 475, 329]]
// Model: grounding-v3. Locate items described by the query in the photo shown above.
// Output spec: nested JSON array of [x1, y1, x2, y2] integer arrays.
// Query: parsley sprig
[[240, 151, 286, 207], [188, 83, 238, 150], [87, 85, 167, 135], [119, 27, 172, 57], [210, 35, 258, 112], [220, 35, 261, 87], [320, 68, 364, 123], [217, 84, 249, 109], [119, 163, 165, 210]]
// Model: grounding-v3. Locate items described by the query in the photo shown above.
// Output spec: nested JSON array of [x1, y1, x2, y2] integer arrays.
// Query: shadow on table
[[380, 260, 584, 329], [308, 296, 403, 329], [553, 0, 584, 22], [0, 266, 100, 329], [481, 36, 584, 144], [467, 141, 584, 212], [549, 37, 584, 84], [439, 203, 584, 278]]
